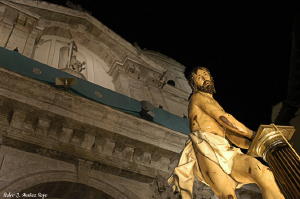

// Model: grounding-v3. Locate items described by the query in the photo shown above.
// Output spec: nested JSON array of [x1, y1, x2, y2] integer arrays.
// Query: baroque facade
[[0, 0, 262, 198]]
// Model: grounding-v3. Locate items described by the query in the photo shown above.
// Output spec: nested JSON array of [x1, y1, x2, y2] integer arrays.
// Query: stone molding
[[0, 0, 40, 19], [110, 57, 167, 89], [1, 0, 191, 118], [5, 0, 169, 73], [0, 146, 141, 199], [0, 68, 185, 180], [163, 84, 190, 101], [142, 49, 186, 73]]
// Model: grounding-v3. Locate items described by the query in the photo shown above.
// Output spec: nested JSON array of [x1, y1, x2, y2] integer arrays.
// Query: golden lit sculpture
[[168, 67, 284, 199]]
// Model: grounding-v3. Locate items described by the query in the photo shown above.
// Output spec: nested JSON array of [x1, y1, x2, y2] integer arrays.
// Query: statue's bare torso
[[189, 92, 226, 136]]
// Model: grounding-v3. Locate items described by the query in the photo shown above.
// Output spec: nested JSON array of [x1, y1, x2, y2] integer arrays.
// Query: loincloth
[[190, 131, 242, 174], [168, 131, 243, 194]]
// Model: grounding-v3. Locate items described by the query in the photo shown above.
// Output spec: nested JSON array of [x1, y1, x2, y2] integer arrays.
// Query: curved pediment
[[141, 49, 186, 72]]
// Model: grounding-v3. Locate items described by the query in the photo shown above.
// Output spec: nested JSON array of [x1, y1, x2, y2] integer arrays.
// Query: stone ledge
[[0, 68, 187, 153], [0, 67, 186, 179], [0, 0, 40, 19]]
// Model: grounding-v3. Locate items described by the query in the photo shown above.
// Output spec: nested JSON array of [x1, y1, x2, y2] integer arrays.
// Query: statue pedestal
[[248, 124, 300, 199]]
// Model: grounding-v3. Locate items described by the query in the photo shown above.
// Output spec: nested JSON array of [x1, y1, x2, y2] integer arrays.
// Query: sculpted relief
[[58, 40, 87, 78]]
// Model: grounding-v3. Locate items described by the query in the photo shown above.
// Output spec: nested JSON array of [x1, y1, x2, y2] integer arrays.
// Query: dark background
[[45, 0, 295, 130]]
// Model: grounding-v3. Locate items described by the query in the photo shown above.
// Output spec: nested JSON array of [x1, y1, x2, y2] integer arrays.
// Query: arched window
[[167, 80, 175, 87]]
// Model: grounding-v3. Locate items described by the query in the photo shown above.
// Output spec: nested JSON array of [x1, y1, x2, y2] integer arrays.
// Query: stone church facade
[[0, 0, 262, 198]]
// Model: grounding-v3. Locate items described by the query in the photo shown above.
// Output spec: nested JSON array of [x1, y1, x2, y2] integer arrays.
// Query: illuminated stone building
[[0, 0, 262, 198]]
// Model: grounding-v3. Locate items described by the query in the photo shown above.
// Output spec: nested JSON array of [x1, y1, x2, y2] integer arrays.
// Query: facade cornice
[[0, 68, 187, 180], [0, 0, 40, 19], [142, 50, 186, 72]]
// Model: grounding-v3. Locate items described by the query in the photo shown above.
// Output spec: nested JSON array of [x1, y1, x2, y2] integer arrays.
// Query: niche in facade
[[58, 41, 87, 79]]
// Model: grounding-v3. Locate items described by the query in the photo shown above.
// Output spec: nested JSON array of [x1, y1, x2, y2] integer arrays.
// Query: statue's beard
[[197, 80, 216, 94]]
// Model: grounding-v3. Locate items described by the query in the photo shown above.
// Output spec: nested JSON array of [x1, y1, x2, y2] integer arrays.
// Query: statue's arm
[[219, 116, 254, 139], [224, 131, 251, 149], [192, 93, 254, 139]]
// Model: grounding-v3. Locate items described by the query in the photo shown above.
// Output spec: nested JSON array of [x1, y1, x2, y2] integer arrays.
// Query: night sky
[[45, 1, 295, 130]]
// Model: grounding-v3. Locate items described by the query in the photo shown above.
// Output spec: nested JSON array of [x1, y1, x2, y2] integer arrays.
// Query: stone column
[[265, 144, 300, 198], [23, 26, 43, 58], [248, 124, 300, 199], [0, 7, 18, 47]]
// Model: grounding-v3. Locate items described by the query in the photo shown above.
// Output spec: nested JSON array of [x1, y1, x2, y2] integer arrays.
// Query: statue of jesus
[[168, 67, 284, 199]]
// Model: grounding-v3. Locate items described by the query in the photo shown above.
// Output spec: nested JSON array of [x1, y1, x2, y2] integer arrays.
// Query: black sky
[[45, 0, 295, 130]]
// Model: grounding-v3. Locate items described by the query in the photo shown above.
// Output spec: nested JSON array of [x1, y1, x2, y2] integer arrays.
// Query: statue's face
[[193, 69, 212, 87], [192, 68, 216, 94]]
